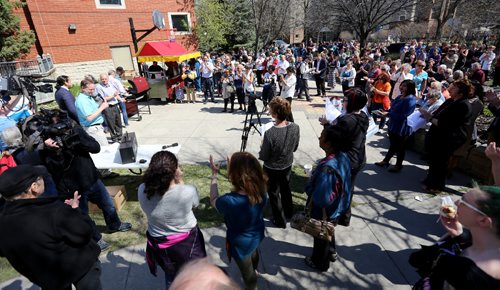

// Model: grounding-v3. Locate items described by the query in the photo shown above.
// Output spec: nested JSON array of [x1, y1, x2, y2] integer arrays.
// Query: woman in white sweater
[[279, 66, 297, 121], [138, 151, 206, 286]]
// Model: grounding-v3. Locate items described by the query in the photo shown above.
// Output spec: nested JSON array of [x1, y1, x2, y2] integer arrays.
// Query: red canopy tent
[[136, 41, 201, 63]]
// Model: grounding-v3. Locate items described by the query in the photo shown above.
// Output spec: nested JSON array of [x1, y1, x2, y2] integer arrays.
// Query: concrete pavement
[[1, 84, 473, 289]]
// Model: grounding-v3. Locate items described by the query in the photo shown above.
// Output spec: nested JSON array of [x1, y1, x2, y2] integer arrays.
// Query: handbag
[[225, 84, 235, 94], [290, 200, 335, 241]]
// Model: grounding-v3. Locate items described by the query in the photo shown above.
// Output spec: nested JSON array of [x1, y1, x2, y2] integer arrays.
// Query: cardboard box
[[89, 185, 127, 213]]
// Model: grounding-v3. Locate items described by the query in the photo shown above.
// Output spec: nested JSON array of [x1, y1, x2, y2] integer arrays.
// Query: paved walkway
[[1, 83, 472, 289]]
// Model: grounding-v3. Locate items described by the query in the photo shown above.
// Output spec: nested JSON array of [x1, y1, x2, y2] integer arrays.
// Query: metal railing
[[0, 54, 55, 78]]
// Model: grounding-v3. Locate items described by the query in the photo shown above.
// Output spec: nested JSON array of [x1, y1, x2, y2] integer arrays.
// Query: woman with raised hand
[[209, 152, 267, 290], [138, 151, 206, 287]]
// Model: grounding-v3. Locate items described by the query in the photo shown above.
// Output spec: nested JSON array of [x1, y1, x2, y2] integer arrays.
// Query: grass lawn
[[0, 164, 310, 283]]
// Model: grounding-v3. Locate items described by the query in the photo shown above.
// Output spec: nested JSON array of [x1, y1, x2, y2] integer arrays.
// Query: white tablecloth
[[91, 143, 181, 169]]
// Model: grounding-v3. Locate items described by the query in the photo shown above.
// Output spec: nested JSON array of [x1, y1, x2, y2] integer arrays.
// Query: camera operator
[[262, 65, 278, 108], [37, 108, 132, 251]]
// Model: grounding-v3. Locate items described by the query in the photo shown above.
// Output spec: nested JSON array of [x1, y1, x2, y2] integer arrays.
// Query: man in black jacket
[[313, 53, 328, 97], [0, 165, 102, 290], [31, 110, 132, 250]]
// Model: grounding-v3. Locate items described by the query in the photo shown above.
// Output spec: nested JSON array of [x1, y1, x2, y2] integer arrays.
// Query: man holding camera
[[201, 55, 216, 103], [96, 74, 123, 143]]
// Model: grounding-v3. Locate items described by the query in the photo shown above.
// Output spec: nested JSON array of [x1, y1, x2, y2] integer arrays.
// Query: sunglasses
[[457, 198, 488, 216], [416, 64, 424, 67]]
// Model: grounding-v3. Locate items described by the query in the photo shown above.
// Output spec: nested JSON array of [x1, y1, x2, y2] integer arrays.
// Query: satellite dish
[[152, 10, 165, 30]]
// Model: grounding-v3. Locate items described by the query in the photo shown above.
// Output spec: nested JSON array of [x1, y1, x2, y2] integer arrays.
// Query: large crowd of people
[[0, 37, 499, 289]]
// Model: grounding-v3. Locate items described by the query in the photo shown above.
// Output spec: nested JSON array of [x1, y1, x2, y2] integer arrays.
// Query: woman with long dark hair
[[55, 75, 79, 123], [375, 80, 417, 172], [420, 79, 473, 193], [138, 151, 207, 286], [209, 152, 267, 290]]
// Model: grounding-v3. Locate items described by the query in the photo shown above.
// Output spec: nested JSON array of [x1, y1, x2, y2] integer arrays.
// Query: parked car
[[273, 40, 290, 53]]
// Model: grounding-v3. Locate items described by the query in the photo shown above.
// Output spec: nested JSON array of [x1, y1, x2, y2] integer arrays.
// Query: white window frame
[[95, 0, 126, 10], [168, 12, 192, 35]]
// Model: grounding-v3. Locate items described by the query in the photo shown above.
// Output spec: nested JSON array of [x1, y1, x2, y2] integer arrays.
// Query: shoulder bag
[[290, 200, 335, 241]]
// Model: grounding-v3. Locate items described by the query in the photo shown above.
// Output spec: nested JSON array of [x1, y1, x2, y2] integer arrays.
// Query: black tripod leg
[[240, 112, 251, 151]]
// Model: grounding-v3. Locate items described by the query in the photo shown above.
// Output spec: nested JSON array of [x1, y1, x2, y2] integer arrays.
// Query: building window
[[95, 0, 126, 9], [168, 13, 192, 34], [399, 15, 406, 21]]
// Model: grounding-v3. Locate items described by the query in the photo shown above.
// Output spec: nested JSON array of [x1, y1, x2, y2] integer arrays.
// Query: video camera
[[23, 109, 80, 150], [0, 75, 54, 99]]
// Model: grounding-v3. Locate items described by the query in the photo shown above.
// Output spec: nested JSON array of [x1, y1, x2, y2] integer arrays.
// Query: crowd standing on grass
[[0, 37, 500, 289]]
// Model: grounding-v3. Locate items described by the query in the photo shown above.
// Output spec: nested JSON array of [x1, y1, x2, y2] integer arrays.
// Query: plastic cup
[[304, 164, 312, 177]]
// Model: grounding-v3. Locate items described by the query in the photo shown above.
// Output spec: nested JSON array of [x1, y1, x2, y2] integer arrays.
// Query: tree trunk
[[435, 19, 444, 40], [435, 0, 450, 40], [359, 32, 368, 50]]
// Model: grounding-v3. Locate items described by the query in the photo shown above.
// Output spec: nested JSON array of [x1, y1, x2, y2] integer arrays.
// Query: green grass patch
[[0, 165, 310, 283], [69, 85, 80, 97]]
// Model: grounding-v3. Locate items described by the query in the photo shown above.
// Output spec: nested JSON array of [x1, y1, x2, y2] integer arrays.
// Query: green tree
[[0, 0, 36, 61], [195, 0, 232, 51], [225, 0, 255, 50]]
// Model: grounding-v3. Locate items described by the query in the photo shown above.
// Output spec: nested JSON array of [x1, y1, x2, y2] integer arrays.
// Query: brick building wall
[[15, 0, 197, 64]]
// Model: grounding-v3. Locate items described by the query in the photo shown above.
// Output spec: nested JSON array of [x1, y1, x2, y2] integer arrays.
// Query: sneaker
[[109, 222, 132, 233], [97, 239, 110, 251]]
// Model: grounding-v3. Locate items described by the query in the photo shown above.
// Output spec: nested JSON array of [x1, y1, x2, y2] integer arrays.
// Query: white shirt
[[480, 51, 496, 70], [244, 70, 255, 92], [277, 59, 289, 75], [95, 83, 119, 105], [255, 57, 265, 70], [201, 61, 214, 78], [300, 62, 312, 78], [280, 74, 297, 98]]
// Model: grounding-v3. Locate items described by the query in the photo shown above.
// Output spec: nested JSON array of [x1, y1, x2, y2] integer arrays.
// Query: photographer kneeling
[[0, 165, 102, 290]]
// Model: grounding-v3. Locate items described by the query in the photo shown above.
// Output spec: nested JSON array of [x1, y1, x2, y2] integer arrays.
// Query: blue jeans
[[79, 179, 121, 231], [119, 101, 129, 126], [203, 77, 214, 101], [195, 77, 202, 92]]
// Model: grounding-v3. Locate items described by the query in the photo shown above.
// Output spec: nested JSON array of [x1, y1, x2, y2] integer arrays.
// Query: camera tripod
[[240, 99, 262, 152]]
